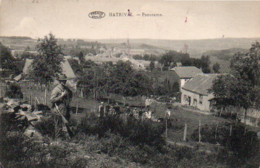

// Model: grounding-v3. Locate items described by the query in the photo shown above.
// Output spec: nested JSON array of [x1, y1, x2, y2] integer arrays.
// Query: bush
[[78, 113, 166, 148], [5, 82, 23, 99], [34, 115, 56, 138], [191, 122, 259, 164], [0, 112, 89, 168]]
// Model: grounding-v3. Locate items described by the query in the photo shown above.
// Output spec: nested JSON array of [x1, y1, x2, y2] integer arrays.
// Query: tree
[[200, 55, 211, 73], [149, 61, 155, 71], [29, 33, 63, 84], [211, 42, 260, 121], [20, 51, 35, 60], [159, 51, 177, 70], [0, 43, 19, 75], [212, 63, 220, 73], [211, 74, 237, 109], [77, 51, 85, 64]]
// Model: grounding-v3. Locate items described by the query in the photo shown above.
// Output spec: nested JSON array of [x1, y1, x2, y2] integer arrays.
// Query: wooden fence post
[[199, 120, 201, 143], [76, 100, 79, 115], [35, 97, 40, 104], [229, 125, 232, 136], [183, 123, 187, 141], [44, 87, 47, 105], [220, 107, 223, 117], [215, 123, 218, 140], [165, 118, 168, 139]]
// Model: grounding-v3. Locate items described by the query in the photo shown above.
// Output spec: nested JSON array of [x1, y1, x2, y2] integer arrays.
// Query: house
[[181, 74, 218, 112], [176, 62, 182, 67], [20, 58, 77, 79], [171, 66, 202, 90]]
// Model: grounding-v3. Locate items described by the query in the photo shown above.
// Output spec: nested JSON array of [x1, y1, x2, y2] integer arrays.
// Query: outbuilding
[[181, 74, 218, 112]]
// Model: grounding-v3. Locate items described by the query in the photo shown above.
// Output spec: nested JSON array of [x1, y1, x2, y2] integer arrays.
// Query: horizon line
[[0, 35, 260, 41]]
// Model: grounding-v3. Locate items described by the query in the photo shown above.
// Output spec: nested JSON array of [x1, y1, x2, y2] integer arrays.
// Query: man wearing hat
[[50, 74, 73, 137]]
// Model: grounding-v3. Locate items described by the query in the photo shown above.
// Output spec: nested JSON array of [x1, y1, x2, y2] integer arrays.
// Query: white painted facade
[[181, 88, 214, 111]]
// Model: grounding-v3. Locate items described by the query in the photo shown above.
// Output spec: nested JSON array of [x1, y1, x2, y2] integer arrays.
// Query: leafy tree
[[211, 74, 238, 109], [159, 51, 177, 70], [211, 42, 260, 120], [0, 43, 19, 75], [149, 61, 155, 71], [78, 61, 152, 97], [20, 51, 35, 60], [29, 33, 63, 84], [200, 55, 211, 73], [133, 55, 143, 60], [212, 63, 220, 73], [77, 51, 85, 64]]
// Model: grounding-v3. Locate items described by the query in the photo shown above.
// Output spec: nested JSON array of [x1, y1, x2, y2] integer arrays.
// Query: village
[[0, 33, 260, 168]]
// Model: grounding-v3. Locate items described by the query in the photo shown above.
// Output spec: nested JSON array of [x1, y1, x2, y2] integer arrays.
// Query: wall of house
[[180, 78, 190, 91], [181, 89, 214, 111]]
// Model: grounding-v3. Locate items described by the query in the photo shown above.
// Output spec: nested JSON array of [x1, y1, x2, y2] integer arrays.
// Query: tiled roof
[[182, 74, 219, 95], [171, 66, 202, 78], [23, 59, 34, 74], [22, 58, 76, 79]]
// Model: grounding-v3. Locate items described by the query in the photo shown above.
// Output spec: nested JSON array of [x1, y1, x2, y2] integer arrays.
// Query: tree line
[[211, 42, 260, 119], [133, 50, 220, 73]]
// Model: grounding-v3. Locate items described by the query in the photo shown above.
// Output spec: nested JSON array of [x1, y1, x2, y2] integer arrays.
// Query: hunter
[[50, 74, 73, 137]]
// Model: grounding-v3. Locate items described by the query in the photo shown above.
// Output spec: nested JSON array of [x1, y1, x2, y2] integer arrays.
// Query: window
[[199, 95, 203, 104], [193, 99, 197, 106]]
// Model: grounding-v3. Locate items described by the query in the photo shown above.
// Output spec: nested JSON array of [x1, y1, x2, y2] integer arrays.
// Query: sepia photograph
[[0, 0, 260, 167]]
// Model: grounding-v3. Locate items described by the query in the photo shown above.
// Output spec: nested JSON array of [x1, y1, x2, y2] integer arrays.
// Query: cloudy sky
[[0, 0, 259, 40]]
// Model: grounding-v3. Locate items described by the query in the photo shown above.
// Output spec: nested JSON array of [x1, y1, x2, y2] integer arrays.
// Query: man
[[50, 74, 72, 120], [50, 74, 73, 137]]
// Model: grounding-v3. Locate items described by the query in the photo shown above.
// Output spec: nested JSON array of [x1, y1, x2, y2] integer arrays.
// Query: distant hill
[[203, 48, 249, 73], [203, 48, 248, 61], [1, 36, 259, 58], [0, 36, 32, 40], [97, 38, 260, 58]]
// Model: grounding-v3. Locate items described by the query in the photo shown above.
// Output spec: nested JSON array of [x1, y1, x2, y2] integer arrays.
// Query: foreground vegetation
[[1, 107, 259, 168]]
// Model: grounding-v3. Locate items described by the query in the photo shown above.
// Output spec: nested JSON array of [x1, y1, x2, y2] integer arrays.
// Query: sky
[[0, 0, 260, 40]]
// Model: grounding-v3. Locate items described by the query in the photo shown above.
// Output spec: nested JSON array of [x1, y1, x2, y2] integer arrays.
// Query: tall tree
[[77, 51, 85, 64], [212, 63, 220, 73], [0, 42, 19, 75], [211, 42, 260, 121], [30, 33, 63, 84], [200, 55, 211, 73], [149, 61, 155, 71]]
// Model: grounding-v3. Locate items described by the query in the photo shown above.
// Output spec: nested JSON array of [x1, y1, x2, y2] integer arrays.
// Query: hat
[[57, 74, 68, 81]]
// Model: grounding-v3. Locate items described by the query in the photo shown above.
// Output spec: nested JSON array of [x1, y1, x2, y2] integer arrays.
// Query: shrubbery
[[191, 122, 259, 165], [1, 108, 258, 168], [4, 82, 23, 99], [78, 113, 166, 148], [0, 112, 88, 168]]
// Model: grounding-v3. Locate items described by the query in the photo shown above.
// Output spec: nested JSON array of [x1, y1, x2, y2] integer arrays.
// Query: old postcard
[[0, 0, 260, 167]]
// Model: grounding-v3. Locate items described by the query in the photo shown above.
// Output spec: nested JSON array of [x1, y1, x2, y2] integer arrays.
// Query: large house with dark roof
[[181, 74, 218, 111], [171, 66, 203, 91]]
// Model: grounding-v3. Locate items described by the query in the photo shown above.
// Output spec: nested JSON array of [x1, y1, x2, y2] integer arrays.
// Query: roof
[[182, 74, 219, 95], [14, 74, 22, 81], [23, 59, 34, 74], [171, 66, 202, 78], [22, 58, 76, 79], [61, 59, 76, 79]]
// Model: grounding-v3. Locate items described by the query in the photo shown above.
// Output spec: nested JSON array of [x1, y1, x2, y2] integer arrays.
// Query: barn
[[181, 74, 218, 112], [171, 66, 202, 91]]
